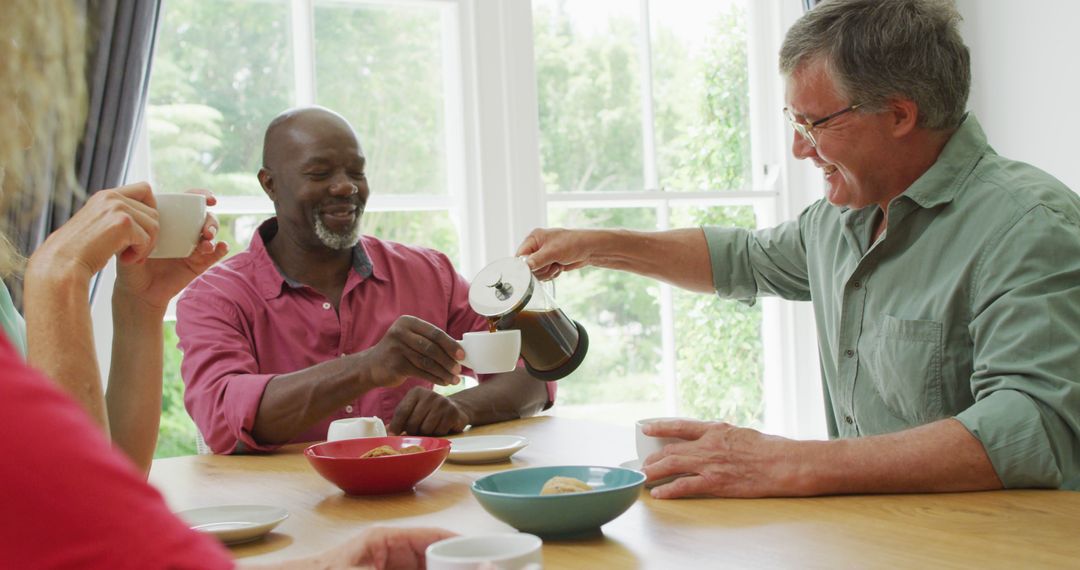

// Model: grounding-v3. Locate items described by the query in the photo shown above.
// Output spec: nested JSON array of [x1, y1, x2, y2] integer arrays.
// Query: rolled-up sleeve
[[176, 291, 276, 454], [703, 215, 812, 304], [960, 204, 1080, 488]]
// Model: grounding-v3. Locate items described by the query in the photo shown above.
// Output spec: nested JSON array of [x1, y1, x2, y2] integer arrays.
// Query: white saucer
[[447, 435, 529, 464], [619, 458, 684, 489], [177, 505, 289, 545]]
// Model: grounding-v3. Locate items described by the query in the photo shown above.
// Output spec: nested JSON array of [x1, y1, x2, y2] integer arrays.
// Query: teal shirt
[[704, 115, 1080, 489], [0, 281, 27, 357]]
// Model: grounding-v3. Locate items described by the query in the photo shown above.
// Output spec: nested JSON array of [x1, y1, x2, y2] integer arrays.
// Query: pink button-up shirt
[[176, 219, 555, 453]]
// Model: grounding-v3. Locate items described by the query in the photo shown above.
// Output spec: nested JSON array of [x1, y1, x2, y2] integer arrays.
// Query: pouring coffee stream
[[469, 257, 589, 381]]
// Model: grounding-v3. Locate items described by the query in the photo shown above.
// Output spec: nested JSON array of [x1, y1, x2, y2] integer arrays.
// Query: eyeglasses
[[783, 104, 862, 147]]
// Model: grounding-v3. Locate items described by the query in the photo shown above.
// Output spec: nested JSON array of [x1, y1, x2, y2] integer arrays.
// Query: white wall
[[956, 0, 1080, 193]]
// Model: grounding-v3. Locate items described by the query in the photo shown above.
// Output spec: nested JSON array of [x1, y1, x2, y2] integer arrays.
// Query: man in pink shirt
[[176, 107, 555, 453]]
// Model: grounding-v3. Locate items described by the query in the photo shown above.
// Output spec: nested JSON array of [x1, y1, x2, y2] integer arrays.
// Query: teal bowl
[[471, 465, 645, 538]]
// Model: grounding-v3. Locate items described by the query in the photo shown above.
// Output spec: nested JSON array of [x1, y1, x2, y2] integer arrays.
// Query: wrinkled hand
[[642, 420, 802, 499], [388, 387, 469, 436], [361, 316, 464, 389], [515, 228, 593, 281], [322, 526, 456, 569], [114, 187, 229, 311]]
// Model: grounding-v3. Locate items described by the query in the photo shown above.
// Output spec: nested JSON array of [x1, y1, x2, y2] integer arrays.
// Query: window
[[133, 0, 821, 458], [529, 0, 779, 427], [146, 0, 469, 457]]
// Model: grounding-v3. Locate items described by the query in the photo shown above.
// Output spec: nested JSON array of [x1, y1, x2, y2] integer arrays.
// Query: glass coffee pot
[[468, 257, 589, 381]]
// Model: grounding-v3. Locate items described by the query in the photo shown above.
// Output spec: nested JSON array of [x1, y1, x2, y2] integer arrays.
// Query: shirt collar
[[249, 218, 383, 299], [839, 113, 989, 229], [898, 113, 990, 210]]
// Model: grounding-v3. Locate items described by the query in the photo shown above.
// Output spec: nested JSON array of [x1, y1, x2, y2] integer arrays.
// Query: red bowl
[[304, 436, 451, 495]]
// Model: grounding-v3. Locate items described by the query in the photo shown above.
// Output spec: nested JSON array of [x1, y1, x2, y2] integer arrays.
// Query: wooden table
[[150, 416, 1080, 568]]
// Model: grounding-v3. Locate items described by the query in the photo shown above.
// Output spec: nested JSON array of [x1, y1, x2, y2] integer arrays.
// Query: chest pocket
[[863, 315, 944, 425]]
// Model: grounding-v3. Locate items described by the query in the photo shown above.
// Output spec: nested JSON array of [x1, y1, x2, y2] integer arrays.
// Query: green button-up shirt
[[704, 115, 1080, 489]]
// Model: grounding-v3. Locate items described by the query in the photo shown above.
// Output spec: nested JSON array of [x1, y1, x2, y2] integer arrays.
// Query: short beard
[[313, 208, 362, 250]]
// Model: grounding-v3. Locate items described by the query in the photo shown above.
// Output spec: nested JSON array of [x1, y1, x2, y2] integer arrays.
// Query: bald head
[[261, 106, 363, 170], [256, 106, 370, 253]]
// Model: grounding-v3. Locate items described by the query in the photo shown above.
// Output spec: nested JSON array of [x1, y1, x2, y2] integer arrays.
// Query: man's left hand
[[388, 386, 469, 436], [642, 419, 805, 499]]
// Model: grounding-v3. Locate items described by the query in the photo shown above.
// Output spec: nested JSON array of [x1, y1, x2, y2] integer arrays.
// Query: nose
[[329, 174, 358, 197], [791, 131, 816, 161]]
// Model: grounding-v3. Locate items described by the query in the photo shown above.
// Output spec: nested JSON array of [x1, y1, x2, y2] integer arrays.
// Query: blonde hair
[[0, 2, 88, 277]]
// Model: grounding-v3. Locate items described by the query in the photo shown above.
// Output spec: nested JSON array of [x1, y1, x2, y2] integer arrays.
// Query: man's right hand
[[517, 226, 715, 293], [360, 316, 464, 389], [515, 228, 596, 281]]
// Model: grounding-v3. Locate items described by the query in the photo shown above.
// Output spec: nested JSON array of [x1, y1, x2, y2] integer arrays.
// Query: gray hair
[[779, 0, 970, 130]]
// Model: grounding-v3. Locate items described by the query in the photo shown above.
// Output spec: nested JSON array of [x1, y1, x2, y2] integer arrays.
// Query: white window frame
[[212, 0, 466, 240], [465, 0, 826, 439], [97, 0, 826, 441]]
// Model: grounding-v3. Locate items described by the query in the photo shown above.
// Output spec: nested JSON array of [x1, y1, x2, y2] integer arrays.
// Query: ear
[[886, 97, 920, 138], [257, 167, 276, 202]]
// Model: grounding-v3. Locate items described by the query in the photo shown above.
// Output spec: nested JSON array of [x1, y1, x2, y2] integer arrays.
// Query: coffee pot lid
[[468, 256, 535, 317]]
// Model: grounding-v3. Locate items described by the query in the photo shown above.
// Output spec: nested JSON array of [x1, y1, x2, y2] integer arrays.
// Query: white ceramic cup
[[460, 330, 521, 374], [326, 417, 387, 442], [149, 193, 207, 259], [425, 533, 543, 570], [635, 417, 687, 462]]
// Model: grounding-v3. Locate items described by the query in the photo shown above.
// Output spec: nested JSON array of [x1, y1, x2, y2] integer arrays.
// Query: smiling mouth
[[321, 208, 356, 219], [317, 202, 360, 220], [822, 165, 838, 176]]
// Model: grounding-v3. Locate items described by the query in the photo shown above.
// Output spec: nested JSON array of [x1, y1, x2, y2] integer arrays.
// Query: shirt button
[[845, 349, 855, 358], [346, 405, 354, 413], [853, 281, 861, 288], [845, 415, 854, 425], [322, 302, 332, 310]]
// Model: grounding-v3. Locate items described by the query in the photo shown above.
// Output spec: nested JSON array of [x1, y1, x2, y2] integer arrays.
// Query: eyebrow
[[300, 158, 330, 168]]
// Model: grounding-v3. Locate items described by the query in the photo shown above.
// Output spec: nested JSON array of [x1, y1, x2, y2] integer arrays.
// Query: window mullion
[[752, 0, 828, 439], [545, 191, 779, 209], [292, 0, 316, 106], [464, 0, 545, 274], [638, 0, 677, 415], [638, 0, 659, 192], [441, 2, 470, 271], [657, 200, 680, 416]]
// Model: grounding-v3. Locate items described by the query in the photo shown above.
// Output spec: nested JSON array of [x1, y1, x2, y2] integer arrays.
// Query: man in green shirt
[[518, 0, 1080, 497]]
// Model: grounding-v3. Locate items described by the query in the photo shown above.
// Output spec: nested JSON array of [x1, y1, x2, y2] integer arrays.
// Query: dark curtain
[[78, 0, 162, 203], [4, 0, 162, 310]]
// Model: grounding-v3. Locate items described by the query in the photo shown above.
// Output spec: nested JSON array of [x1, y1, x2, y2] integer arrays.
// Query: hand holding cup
[[636, 417, 688, 465], [459, 330, 521, 374], [148, 193, 207, 259]]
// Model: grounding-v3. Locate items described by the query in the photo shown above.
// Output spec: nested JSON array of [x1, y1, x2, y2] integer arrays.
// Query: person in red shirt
[[176, 107, 556, 454], [1, 3, 229, 476], [0, 334, 455, 569]]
